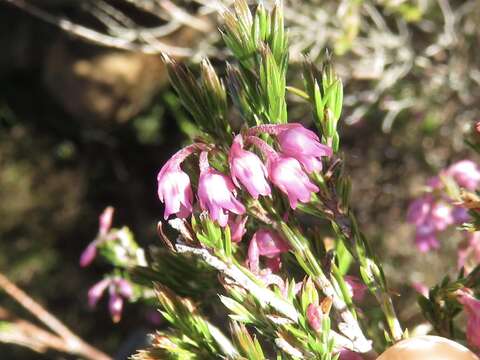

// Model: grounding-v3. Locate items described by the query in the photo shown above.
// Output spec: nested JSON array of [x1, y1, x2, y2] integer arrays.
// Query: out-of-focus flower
[[338, 349, 364, 360], [345, 275, 367, 302], [157, 162, 193, 220], [407, 196, 433, 226], [415, 225, 440, 253], [457, 289, 480, 349], [198, 152, 246, 227], [267, 155, 319, 209], [412, 282, 429, 297], [229, 135, 271, 199], [88, 277, 133, 323], [277, 124, 332, 173], [228, 215, 248, 243], [88, 278, 111, 308], [116, 278, 134, 299], [79, 244, 97, 268], [109, 291, 124, 323], [430, 202, 453, 231], [457, 232, 480, 273], [446, 160, 480, 191], [99, 206, 114, 236], [306, 303, 323, 332]]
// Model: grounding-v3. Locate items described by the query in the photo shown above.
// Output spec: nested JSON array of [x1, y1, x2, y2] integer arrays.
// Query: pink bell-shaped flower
[[157, 162, 193, 220], [157, 145, 201, 220], [277, 124, 332, 173], [268, 155, 319, 209], [198, 152, 246, 227], [229, 135, 271, 199], [253, 229, 290, 258]]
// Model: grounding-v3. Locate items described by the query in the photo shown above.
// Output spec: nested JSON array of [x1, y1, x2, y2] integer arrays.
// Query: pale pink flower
[[157, 145, 201, 220], [157, 162, 193, 220], [253, 229, 290, 258], [229, 135, 271, 199], [79, 244, 97, 268], [198, 152, 246, 227], [99, 206, 114, 236], [228, 215, 248, 243], [277, 124, 332, 173], [247, 229, 289, 274], [447, 160, 480, 190], [246, 135, 319, 209], [457, 290, 480, 349], [430, 202, 453, 231], [268, 155, 319, 209], [88, 278, 111, 308], [345, 275, 367, 302], [306, 303, 323, 332]]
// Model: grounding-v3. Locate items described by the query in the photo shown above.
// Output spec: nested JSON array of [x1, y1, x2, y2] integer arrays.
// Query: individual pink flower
[[157, 145, 202, 220], [277, 124, 332, 173], [345, 275, 367, 302], [198, 152, 246, 227], [88, 278, 111, 308], [228, 215, 248, 243], [457, 289, 480, 349], [99, 206, 114, 236], [306, 303, 323, 332], [268, 155, 319, 209], [446, 160, 480, 190], [80, 244, 97, 268], [247, 229, 289, 275], [229, 135, 271, 199], [430, 202, 453, 231], [246, 135, 319, 209], [412, 282, 429, 297], [157, 162, 193, 220], [109, 290, 124, 323], [253, 229, 290, 258]]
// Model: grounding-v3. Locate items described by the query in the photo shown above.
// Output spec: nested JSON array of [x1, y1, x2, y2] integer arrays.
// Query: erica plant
[[79, 1, 480, 359]]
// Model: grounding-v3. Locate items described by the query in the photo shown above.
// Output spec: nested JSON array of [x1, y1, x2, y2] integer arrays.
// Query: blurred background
[[0, 0, 478, 358]]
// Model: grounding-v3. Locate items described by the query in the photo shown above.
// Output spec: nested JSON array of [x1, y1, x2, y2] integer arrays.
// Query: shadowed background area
[[0, 0, 478, 358]]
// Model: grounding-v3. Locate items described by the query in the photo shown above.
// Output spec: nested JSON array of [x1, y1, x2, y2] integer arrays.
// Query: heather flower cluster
[[157, 123, 332, 274], [157, 123, 331, 224], [407, 160, 480, 254]]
